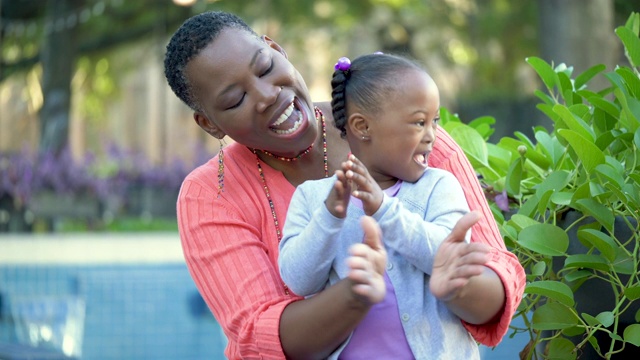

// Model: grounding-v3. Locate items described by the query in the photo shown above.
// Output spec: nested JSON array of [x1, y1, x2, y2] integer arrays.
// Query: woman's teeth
[[271, 102, 302, 134], [273, 102, 295, 126], [274, 120, 301, 134]]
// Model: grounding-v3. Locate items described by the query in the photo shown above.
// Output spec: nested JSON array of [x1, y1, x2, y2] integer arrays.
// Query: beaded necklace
[[253, 107, 328, 294]]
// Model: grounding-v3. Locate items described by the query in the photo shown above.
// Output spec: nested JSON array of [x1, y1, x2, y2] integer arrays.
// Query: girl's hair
[[330, 53, 423, 138], [164, 11, 257, 112]]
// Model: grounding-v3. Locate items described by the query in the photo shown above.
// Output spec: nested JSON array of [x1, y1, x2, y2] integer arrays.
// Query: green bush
[[442, 12, 640, 360]]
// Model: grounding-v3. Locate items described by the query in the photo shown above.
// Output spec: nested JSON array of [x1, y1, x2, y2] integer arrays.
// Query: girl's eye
[[433, 117, 441, 125], [416, 120, 425, 127], [260, 59, 274, 77]]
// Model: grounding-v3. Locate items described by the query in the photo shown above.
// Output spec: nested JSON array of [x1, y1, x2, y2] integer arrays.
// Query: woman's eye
[[227, 93, 245, 110], [260, 59, 274, 77]]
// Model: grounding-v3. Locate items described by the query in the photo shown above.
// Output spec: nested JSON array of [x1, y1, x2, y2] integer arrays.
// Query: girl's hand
[[430, 211, 491, 301], [346, 216, 387, 305], [343, 154, 383, 216], [325, 170, 351, 218]]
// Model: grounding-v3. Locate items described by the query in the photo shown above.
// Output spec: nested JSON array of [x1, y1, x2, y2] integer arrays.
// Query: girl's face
[[357, 69, 440, 188], [185, 29, 318, 158]]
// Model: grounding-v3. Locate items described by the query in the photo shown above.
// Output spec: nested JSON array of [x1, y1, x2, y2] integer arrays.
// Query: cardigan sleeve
[[432, 127, 526, 346], [279, 180, 346, 296], [178, 174, 298, 360]]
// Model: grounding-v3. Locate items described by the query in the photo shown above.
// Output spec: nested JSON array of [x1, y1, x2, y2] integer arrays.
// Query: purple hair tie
[[334, 57, 351, 71], [373, 51, 383, 55]]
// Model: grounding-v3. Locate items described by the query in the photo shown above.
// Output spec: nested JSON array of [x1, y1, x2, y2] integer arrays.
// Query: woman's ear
[[194, 112, 226, 139], [348, 113, 370, 141], [262, 35, 288, 59]]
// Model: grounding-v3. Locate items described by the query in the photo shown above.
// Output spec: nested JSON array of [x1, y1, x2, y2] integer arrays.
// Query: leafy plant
[[442, 12, 640, 360]]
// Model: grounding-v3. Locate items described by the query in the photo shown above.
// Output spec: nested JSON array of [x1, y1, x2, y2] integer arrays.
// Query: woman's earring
[[217, 138, 227, 197]]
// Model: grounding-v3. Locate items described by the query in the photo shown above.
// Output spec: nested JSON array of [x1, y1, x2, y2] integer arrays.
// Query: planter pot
[[0, 194, 33, 233], [125, 185, 179, 219], [546, 210, 640, 358], [27, 192, 101, 231]]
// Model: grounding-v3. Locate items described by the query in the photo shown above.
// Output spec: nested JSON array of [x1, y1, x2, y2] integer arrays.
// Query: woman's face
[[185, 29, 317, 158], [358, 69, 440, 187]]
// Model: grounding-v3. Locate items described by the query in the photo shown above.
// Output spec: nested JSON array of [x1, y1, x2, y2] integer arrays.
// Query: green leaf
[[439, 107, 461, 127], [550, 191, 573, 206], [557, 129, 605, 173], [624, 12, 639, 34], [554, 105, 595, 141], [518, 224, 569, 256], [532, 261, 547, 277], [564, 254, 610, 272], [527, 57, 558, 91], [616, 26, 640, 68], [532, 302, 580, 330], [467, 115, 496, 134], [448, 124, 489, 168], [578, 229, 617, 262], [589, 96, 620, 119], [525, 280, 575, 306], [573, 199, 615, 233], [506, 157, 523, 196], [508, 214, 539, 231], [595, 311, 614, 327], [624, 286, 640, 301], [536, 170, 571, 197], [612, 251, 636, 275], [558, 72, 574, 102], [614, 88, 640, 132], [536, 131, 564, 166], [575, 64, 606, 89], [582, 313, 600, 327], [534, 89, 556, 106], [616, 67, 640, 99], [594, 163, 624, 190], [623, 324, 640, 347], [564, 270, 592, 283], [547, 337, 578, 360]]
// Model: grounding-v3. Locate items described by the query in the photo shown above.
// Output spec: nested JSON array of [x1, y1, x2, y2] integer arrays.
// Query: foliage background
[[1, 0, 639, 232]]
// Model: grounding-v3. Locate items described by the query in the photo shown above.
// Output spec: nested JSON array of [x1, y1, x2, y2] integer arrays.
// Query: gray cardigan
[[279, 168, 480, 359]]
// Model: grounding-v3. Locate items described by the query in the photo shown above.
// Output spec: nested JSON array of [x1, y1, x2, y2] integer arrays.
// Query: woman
[[164, 11, 525, 360]]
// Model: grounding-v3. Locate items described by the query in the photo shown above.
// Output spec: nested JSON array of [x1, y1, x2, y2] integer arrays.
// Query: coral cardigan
[[177, 127, 525, 360]]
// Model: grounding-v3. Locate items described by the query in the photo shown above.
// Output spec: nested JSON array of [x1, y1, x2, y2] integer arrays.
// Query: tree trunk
[[39, 0, 81, 155], [538, 0, 618, 92]]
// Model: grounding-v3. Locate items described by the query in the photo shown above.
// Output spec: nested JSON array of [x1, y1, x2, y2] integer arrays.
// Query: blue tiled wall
[[0, 264, 227, 359]]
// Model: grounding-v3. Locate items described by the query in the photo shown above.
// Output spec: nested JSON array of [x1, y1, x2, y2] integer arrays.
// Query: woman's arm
[[179, 176, 386, 359], [431, 127, 526, 346]]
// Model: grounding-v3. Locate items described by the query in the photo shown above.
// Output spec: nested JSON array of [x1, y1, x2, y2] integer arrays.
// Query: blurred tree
[[1, 0, 638, 153], [1, 0, 191, 154], [39, 0, 82, 155], [538, 0, 617, 92]]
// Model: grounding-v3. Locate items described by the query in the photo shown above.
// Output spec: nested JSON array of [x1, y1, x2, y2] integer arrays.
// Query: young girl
[[279, 53, 487, 359]]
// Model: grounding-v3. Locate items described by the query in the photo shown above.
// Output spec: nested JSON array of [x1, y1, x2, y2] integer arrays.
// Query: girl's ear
[[262, 35, 288, 59], [194, 112, 226, 139], [348, 112, 370, 141]]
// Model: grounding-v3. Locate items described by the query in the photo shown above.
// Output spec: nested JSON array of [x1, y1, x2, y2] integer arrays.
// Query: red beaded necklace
[[254, 106, 328, 295], [254, 106, 328, 238]]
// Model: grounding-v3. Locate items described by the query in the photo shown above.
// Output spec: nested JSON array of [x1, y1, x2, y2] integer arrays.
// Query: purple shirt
[[339, 181, 415, 359]]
